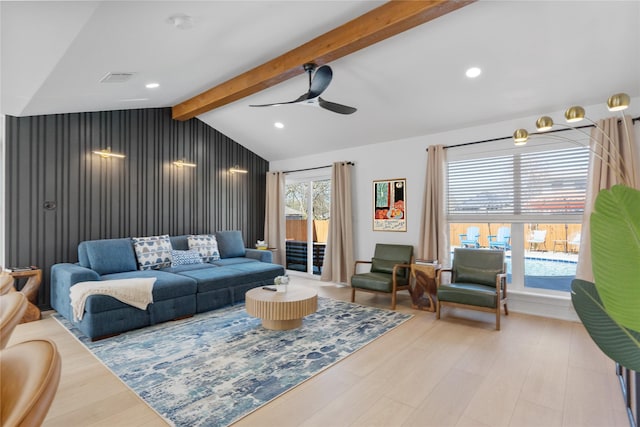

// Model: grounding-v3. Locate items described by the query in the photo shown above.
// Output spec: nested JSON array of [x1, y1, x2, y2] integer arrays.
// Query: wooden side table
[[5, 269, 43, 323], [245, 285, 318, 330], [409, 263, 441, 312]]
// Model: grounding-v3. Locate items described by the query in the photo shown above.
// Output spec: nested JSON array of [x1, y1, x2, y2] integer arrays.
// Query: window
[[447, 138, 589, 293]]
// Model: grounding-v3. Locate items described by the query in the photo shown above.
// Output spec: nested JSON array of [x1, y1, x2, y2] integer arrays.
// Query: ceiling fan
[[249, 63, 357, 115]]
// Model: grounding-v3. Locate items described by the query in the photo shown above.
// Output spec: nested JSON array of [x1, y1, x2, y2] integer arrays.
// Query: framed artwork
[[373, 178, 406, 232]]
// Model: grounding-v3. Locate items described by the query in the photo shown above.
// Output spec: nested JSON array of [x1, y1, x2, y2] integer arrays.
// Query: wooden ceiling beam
[[172, 0, 475, 121]]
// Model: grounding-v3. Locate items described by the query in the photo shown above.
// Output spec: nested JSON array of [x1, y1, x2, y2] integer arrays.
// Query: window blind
[[448, 147, 589, 216]]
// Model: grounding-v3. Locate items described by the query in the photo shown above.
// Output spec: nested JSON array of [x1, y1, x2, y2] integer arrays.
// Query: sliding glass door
[[284, 172, 330, 276]]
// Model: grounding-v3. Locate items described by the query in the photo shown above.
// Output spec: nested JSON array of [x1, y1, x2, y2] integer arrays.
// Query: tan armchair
[[1, 292, 28, 349], [350, 244, 414, 310], [436, 248, 508, 330], [1, 339, 62, 427]]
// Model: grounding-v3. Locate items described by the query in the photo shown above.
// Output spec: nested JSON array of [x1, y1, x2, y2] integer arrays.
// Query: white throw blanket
[[70, 278, 156, 321]]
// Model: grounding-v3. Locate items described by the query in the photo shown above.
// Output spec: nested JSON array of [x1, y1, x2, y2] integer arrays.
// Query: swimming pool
[[505, 257, 577, 276], [506, 257, 576, 292]]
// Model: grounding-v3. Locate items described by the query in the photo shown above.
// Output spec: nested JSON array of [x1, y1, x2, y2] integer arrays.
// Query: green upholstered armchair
[[350, 244, 413, 310], [436, 248, 508, 330]]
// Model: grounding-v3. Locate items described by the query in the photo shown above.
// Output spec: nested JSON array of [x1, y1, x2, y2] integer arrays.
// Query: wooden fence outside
[[450, 222, 581, 252], [286, 219, 329, 243]]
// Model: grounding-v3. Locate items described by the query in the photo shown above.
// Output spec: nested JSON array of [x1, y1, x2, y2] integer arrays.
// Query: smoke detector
[[168, 14, 195, 30]]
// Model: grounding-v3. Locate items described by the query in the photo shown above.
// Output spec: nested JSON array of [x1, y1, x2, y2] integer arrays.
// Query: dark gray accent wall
[[5, 108, 268, 308]]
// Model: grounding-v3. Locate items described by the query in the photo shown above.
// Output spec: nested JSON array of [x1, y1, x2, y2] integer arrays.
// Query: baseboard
[[508, 290, 579, 322]]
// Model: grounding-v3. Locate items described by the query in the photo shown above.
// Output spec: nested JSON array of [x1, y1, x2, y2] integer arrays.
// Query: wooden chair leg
[[391, 292, 396, 310], [351, 287, 356, 303], [504, 302, 509, 315], [436, 301, 441, 319], [496, 307, 501, 331]]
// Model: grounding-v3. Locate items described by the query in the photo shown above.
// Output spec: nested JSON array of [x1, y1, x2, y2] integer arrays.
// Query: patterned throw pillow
[[132, 234, 173, 270], [188, 234, 220, 262], [170, 250, 203, 267]]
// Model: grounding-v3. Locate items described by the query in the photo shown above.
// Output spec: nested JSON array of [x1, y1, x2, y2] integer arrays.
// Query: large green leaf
[[590, 185, 640, 332], [571, 279, 640, 371]]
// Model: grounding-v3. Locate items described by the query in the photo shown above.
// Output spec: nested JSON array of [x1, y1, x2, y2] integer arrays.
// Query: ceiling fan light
[[564, 106, 585, 123], [607, 93, 630, 111], [535, 116, 554, 132], [513, 129, 529, 145]]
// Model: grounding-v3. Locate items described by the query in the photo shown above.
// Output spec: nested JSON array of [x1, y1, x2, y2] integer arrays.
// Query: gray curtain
[[321, 162, 354, 284], [264, 171, 286, 265], [576, 115, 639, 281], [419, 145, 450, 267]]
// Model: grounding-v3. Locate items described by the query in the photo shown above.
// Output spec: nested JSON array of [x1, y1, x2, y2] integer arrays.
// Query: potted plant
[[571, 184, 640, 371]]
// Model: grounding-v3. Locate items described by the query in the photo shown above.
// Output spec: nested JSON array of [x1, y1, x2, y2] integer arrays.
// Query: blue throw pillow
[[215, 230, 246, 258], [171, 250, 203, 267]]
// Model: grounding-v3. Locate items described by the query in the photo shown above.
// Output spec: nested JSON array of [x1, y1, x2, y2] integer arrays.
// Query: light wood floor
[[9, 276, 629, 427]]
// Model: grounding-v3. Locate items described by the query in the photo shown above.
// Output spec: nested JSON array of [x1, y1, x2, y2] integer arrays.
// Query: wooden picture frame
[[373, 178, 406, 231]]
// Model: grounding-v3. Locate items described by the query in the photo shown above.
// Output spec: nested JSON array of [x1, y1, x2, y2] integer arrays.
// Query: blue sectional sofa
[[51, 231, 284, 340]]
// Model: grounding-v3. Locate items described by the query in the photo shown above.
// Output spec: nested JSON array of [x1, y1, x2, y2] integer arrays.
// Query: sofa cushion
[[99, 270, 197, 304], [132, 235, 173, 270], [171, 250, 203, 267], [215, 230, 246, 258], [187, 234, 220, 262], [169, 235, 190, 251], [84, 239, 138, 275], [455, 265, 501, 287]]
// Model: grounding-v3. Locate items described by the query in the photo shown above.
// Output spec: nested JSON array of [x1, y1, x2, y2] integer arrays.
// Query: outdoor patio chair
[[436, 248, 508, 330], [488, 227, 511, 250], [527, 229, 547, 251], [459, 226, 480, 248], [568, 232, 581, 252], [350, 243, 413, 310]]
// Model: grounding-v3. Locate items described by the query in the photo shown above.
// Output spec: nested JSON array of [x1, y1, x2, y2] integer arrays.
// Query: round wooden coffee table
[[245, 286, 318, 330]]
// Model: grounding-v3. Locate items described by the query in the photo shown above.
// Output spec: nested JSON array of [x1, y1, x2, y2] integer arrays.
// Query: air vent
[[100, 72, 136, 83]]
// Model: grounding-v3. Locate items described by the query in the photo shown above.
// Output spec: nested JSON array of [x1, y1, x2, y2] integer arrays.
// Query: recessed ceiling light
[[465, 67, 482, 78], [146, 83, 160, 89], [274, 122, 284, 129]]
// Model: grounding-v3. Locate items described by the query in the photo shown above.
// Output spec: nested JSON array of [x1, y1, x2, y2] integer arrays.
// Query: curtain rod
[[283, 161, 354, 174], [443, 115, 640, 150]]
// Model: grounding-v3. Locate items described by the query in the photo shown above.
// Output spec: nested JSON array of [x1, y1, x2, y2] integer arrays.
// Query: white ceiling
[[2, 1, 639, 161]]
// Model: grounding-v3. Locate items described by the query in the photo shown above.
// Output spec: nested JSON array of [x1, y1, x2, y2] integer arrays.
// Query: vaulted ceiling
[[2, 1, 639, 161]]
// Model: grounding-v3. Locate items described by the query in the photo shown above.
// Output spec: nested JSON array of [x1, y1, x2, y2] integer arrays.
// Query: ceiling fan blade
[[249, 92, 308, 108], [318, 97, 357, 115], [308, 65, 332, 99]]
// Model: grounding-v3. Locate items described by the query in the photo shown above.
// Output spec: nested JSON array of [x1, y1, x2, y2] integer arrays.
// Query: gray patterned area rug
[[55, 296, 413, 427]]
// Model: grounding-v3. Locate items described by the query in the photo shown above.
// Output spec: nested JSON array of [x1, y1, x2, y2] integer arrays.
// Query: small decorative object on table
[[255, 240, 268, 250], [273, 275, 289, 292]]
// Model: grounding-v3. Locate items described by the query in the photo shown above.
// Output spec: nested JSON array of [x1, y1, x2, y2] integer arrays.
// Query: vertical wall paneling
[[5, 108, 268, 308]]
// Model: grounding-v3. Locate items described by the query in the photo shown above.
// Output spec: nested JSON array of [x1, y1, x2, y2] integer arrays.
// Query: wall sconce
[[173, 159, 197, 168], [229, 165, 248, 174], [512, 92, 632, 184], [93, 147, 126, 159]]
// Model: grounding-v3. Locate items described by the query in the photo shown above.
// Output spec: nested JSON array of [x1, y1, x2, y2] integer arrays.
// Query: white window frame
[[446, 131, 589, 294]]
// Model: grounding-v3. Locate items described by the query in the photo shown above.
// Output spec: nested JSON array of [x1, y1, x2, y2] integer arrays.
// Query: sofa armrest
[[51, 263, 100, 320], [244, 248, 273, 263]]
